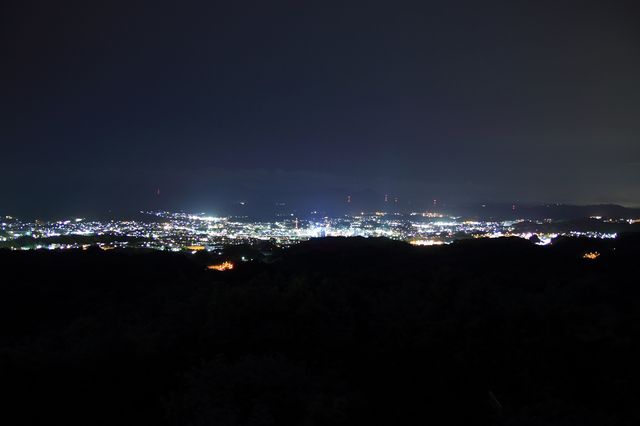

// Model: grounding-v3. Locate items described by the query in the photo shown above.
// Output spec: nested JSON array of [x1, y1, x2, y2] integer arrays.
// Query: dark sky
[[2, 0, 640, 217]]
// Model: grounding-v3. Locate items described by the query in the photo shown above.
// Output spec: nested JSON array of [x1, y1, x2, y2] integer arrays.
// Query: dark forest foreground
[[1, 236, 639, 426]]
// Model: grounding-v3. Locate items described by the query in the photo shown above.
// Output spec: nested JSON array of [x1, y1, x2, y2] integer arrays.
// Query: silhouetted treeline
[[1, 236, 639, 425]]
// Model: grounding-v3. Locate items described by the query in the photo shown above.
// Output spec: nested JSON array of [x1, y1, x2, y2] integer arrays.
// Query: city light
[[410, 239, 446, 246], [0, 210, 626, 252]]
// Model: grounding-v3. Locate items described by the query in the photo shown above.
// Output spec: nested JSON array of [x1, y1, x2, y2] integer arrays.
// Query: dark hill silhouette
[[1, 237, 638, 425], [513, 218, 640, 234], [448, 203, 640, 221]]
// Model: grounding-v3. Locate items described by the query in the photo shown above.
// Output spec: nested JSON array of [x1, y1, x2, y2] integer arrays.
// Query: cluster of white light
[[0, 211, 626, 252]]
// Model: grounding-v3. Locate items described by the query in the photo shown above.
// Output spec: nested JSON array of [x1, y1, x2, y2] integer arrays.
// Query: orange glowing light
[[186, 245, 206, 251], [207, 261, 234, 271], [583, 251, 600, 260]]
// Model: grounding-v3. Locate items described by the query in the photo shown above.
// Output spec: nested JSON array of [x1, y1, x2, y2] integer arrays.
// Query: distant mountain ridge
[[446, 203, 640, 221]]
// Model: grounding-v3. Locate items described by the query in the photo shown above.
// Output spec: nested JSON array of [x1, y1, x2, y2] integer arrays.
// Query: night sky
[[3, 0, 640, 217]]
